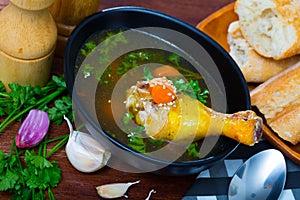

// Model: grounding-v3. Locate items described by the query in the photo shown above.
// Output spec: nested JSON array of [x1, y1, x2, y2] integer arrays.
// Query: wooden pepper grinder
[[0, 0, 57, 90], [49, 0, 101, 59]]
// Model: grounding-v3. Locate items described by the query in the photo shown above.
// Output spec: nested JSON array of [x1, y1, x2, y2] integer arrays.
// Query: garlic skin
[[96, 180, 140, 199], [64, 116, 111, 173], [145, 189, 156, 200]]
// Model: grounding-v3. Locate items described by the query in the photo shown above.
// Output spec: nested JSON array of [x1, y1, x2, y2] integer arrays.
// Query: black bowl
[[64, 7, 250, 176]]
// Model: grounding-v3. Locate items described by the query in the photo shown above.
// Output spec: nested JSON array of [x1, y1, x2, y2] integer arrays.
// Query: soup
[[75, 29, 231, 162]]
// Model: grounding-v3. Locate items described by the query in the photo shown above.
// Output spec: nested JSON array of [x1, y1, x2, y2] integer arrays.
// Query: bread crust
[[269, 102, 300, 145], [235, 0, 300, 60], [228, 21, 300, 82], [250, 62, 300, 144]]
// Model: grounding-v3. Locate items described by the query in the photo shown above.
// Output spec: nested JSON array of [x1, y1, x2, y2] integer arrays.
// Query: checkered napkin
[[183, 141, 300, 200]]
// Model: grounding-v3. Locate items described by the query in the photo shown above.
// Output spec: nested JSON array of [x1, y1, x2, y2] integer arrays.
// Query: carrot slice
[[150, 84, 176, 104]]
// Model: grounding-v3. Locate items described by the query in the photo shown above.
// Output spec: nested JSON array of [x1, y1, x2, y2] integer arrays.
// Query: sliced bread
[[228, 21, 300, 82], [250, 62, 300, 144], [235, 0, 300, 60]]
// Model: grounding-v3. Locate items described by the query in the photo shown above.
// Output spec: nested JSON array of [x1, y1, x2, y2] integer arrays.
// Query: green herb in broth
[[168, 53, 181, 66], [78, 29, 211, 161], [77, 29, 128, 80], [173, 79, 209, 105], [122, 112, 135, 124], [81, 41, 96, 57], [187, 142, 200, 159], [168, 53, 203, 80], [128, 136, 146, 153], [117, 52, 151, 75], [143, 67, 154, 80], [77, 29, 201, 82]]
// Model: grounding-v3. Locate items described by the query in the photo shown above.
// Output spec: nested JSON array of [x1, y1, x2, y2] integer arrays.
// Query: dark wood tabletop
[[0, 0, 235, 199]]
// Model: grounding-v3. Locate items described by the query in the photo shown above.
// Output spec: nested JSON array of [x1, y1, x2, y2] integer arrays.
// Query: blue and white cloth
[[183, 141, 300, 200]]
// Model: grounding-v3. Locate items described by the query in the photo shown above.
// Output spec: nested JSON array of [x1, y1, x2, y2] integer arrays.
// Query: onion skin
[[15, 109, 50, 148]]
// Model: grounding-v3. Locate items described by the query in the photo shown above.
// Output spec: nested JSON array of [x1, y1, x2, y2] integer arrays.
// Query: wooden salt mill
[[0, 0, 57, 90], [49, 0, 101, 58]]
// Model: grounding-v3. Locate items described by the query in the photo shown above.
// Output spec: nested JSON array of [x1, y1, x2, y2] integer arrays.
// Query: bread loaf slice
[[268, 102, 300, 145], [235, 0, 300, 60], [250, 62, 300, 144], [227, 21, 300, 82]]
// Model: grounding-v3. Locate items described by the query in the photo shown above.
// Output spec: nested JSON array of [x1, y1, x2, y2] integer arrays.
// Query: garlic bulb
[[96, 180, 140, 199], [64, 116, 111, 173]]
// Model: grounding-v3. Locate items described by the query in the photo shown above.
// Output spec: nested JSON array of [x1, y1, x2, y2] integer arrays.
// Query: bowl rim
[[64, 6, 250, 168]]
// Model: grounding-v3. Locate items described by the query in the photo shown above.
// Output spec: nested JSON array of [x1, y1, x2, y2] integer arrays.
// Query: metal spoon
[[228, 149, 286, 200]]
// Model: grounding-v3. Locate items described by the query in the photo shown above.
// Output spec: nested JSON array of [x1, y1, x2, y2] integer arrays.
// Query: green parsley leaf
[[81, 41, 96, 57], [0, 148, 23, 192], [128, 136, 146, 153], [168, 53, 181, 66], [187, 142, 200, 159], [0, 169, 19, 191], [43, 96, 73, 125], [0, 107, 5, 118], [51, 75, 67, 89], [143, 67, 154, 80], [122, 112, 135, 125], [24, 150, 53, 169], [24, 162, 61, 190], [22, 150, 61, 191], [117, 52, 151, 75], [0, 81, 5, 92]]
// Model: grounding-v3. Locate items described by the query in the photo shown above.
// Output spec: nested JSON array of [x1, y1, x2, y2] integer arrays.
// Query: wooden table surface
[[0, 0, 235, 199]]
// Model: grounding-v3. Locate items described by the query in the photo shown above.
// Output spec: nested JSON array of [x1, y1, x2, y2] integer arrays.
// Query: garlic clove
[[65, 133, 111, 172], [96, 180, 140, 199], [64, 116, 111, 173]]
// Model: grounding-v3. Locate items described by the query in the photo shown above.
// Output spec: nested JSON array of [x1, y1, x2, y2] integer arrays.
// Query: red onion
[[16, 109, 50, 148]]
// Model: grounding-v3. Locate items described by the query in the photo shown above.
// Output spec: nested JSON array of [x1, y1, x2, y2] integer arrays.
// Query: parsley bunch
[[0, 75, 73, 132], [0, 135, 68, 200], [0, 75, 73, 199]]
